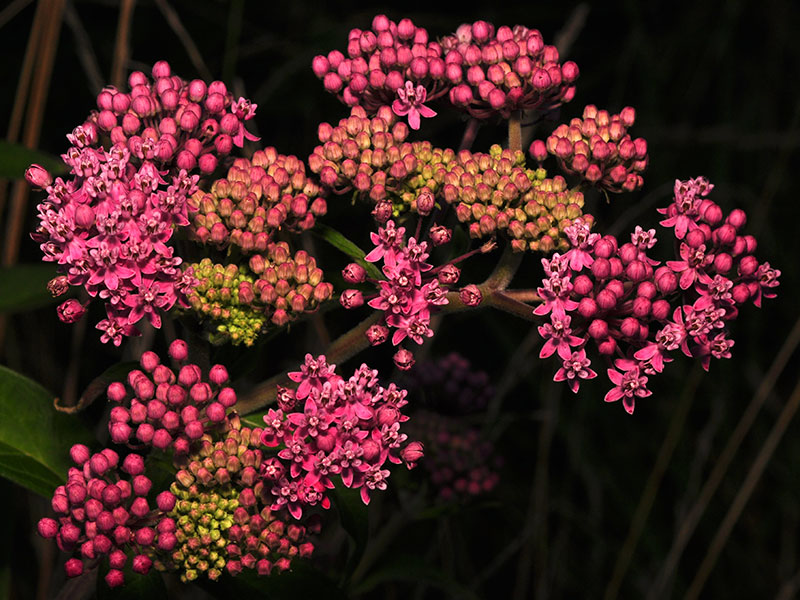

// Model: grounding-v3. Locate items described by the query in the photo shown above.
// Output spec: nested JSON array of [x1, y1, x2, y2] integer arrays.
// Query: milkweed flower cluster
[[27, 59, 260, 345], [410, 352, 494, 414], [531, 105, 648, 193], [37, 446, 159, 587], [339, 220, 461, 370], [186, 245, 333, 346], [260, 354, 422, 513], [535, 177, 780, 413], [439, 20, 578, 119], [312, 15, 578, 124], [188, 148, 327, 248]]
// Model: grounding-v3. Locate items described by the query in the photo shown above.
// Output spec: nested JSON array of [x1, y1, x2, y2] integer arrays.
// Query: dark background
[[1, 1, 799, 598]]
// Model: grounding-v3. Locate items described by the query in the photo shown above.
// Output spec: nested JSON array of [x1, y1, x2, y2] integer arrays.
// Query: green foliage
[[0, 264, 58, 314], [0, 140, 65, 179], [0, 366, 92, 497]]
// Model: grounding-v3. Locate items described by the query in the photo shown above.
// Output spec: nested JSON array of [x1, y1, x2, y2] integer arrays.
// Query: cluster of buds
[[340, 220, 460, 370], [408, 352, 494, 414], [260, 355, 423, 517], [534, 177, 780, 413], [91, 60, 257, 173], [26, 60, 260, 345], [186, 260, 267, 346], [312, 16, 577, 126], [532, 105, 648, 193], [188, 148, 327, 249], [310, 107, 588, 252], [37, 446, 167, 587], [106, 339, 236, 451], [439, 21, 578, 119], [442, 146, 589, 251], [312, 14, 449, 119], [161, 417, 315, 581], [404, 412, 501, 500], [309, 105, 416, 209], [188, 246, 333, 346]]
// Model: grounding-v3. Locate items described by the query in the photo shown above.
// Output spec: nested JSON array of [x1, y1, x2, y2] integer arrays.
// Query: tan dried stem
[[648, 313, 800, 598], [111, 0, 135, 89], [685, 375, 800, 600]]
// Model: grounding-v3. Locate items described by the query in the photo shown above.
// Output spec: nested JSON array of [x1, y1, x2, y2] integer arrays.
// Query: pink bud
[[218, 387, 237, 408], [38, 518, 59, 538], [69, 444, 91, 466], [342, 263, 367, 283], [151, 429, 172, 450], [620, 317, 640, 339], [651, 299, 671, 320], [156, 491, 176, 512], [64, 558, 84, 578], [726, 208, 747, 230], [393, 348, 415, 371], [416, 188, 435, 215], [738, 255, 758, 276], [366, 324, 389, 345], [655, 267, 678, 294], [208, 364, 229, 386], [178, 364, 201, 387], [459, 284, 482, 307], [529, 139, 547, 162], [340, 289, 364, 309], [121, 454, 145, 476], [25, 164, 53, 189], [110, 422, 132, 444]]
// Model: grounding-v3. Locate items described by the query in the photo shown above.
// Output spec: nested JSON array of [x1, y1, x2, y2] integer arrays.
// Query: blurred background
[[0, 0, 799, 598]]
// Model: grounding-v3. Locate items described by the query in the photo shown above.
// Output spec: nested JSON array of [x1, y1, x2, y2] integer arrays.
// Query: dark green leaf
[[56, 361, 138, 414], [331, 484, 369, 575], [313, 224, 382, 280], [0, 366, 93, 497], [0, 264, 59, 314], [0, 140, 66, 179]]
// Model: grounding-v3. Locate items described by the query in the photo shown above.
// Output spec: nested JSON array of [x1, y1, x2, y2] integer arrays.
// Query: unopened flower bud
[[459, 284, 482, 307], [25, 164, 53, 188], [393, 348, 415, 370], [57, 299, 86, 323]]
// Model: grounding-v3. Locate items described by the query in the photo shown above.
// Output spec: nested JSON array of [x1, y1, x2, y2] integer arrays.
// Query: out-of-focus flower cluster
[[535, 177, 780, 413], [260, 354, 422, 514], [404, 413, 501, 500], [531, 105, 648, 193], [188, 149, 327, 249], [404, 353, 500, 500], [27, 59, 260, 345], [312, 15, 578, 123], [187, 245, 333, 346]]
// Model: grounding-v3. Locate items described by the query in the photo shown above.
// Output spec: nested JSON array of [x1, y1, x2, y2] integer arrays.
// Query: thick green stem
[[508, 111, 523, 153]]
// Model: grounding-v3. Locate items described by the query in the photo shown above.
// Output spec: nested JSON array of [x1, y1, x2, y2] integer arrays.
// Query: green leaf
[[331, 484, 370, 576], [0, 365, 93, 497], [313, 224, 382, 280], [56, 361, 138, 414], [0, 264, 59, 314], [0, 140, 66, 179]]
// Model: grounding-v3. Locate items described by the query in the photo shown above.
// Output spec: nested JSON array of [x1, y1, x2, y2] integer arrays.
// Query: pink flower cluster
[[27, 61, 259, 345], [439, 20, 578, 119], [312, 15, 451, 114], [411, 352, 494, 414], [339, 220, 460, 370], [312, 15, 578, 124], [534, 177, 779, 413], [36, 445, 175, 587], [531, 105, 648, 193], [106, 339, 236, 451], [260, 354, 422, 517]]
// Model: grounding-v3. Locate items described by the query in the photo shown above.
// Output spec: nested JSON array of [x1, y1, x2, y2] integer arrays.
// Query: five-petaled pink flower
[[392, 81, 436, 130]]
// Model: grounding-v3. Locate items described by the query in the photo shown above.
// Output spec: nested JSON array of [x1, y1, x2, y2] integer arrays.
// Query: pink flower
[[392, 81, 437, 130], [604, 361, 652, 414], [554, 350, 597, 393]]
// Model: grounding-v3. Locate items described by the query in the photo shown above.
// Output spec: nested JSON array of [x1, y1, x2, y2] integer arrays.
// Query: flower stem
[[508, 111, 523, 153]]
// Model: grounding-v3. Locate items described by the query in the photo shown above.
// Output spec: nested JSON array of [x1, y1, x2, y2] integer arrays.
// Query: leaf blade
[[313, 224, 383, 280], [0, 366, 93, 496], [0, 140, 66, 179]]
